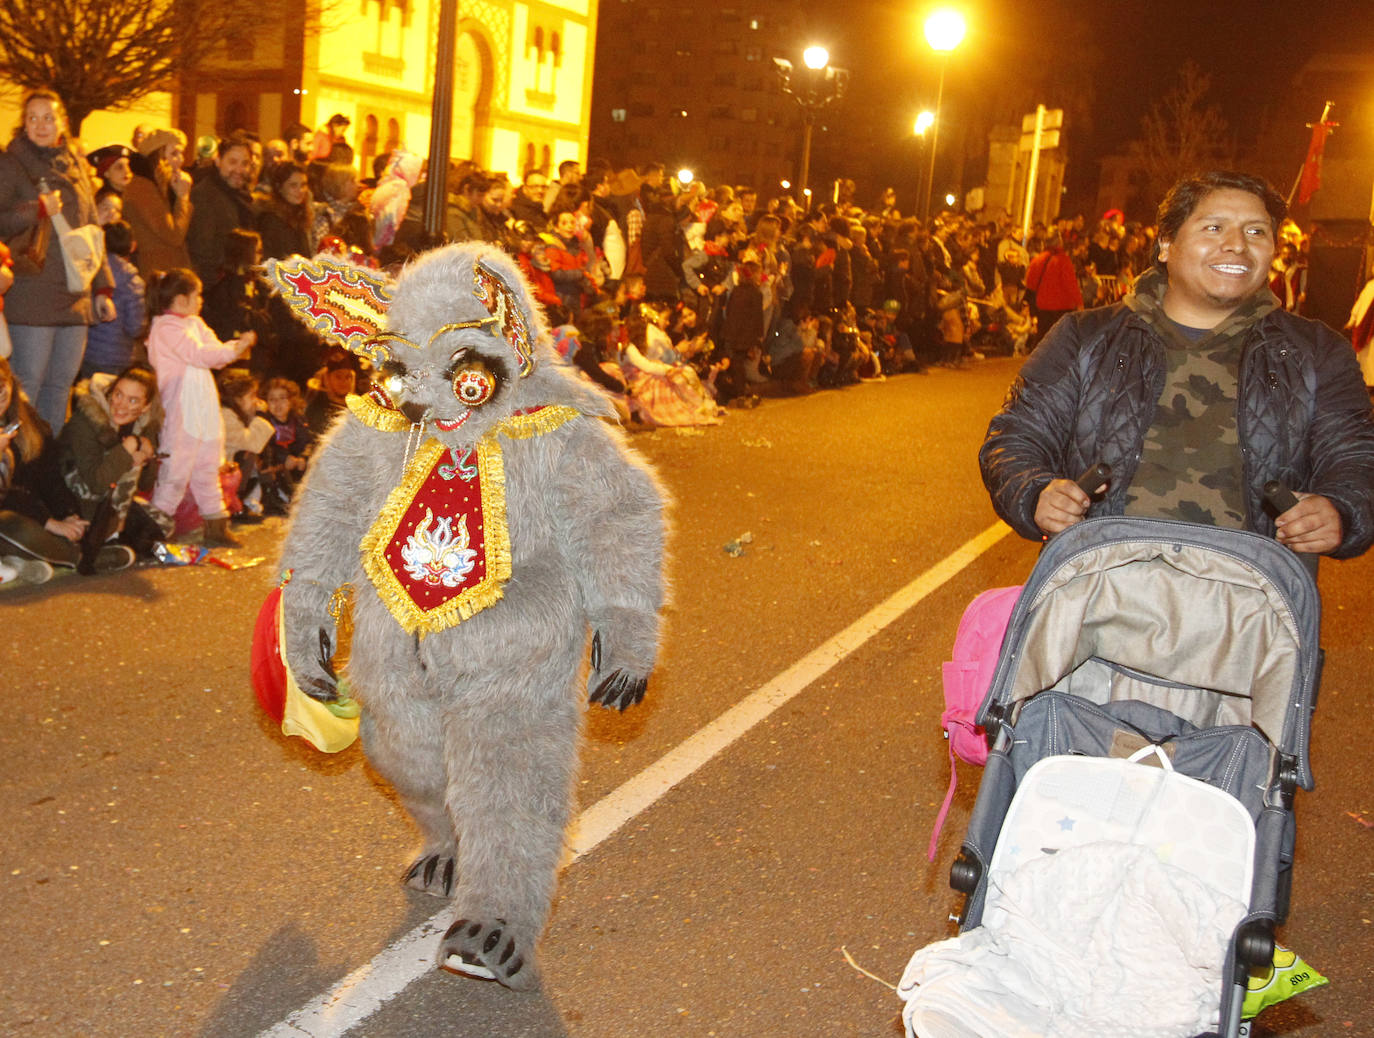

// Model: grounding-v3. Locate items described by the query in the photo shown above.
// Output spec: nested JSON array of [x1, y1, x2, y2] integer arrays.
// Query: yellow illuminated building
[[3, 0, 597, 181]]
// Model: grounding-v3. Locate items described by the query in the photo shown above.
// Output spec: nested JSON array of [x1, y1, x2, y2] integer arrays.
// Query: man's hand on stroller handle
[[1035, 463, 1111, 537], [1274, 492, 1342, 555]]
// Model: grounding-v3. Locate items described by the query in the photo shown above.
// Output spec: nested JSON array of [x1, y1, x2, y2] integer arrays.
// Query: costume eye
[[452, 361, 495, 407]]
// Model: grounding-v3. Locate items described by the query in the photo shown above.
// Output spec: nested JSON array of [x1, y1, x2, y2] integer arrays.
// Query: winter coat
[[58, 372, 163, 520], [721, 280, 765, 351], [187, 170, 256, 283], [82, 254, 146, 375], [850, 242, 879, 310], [0, 134, 114, 326], [256, 197, 314, 261], [123, 155, 192, 278], [980, 276, 1374, 558], [639, 203, 682, 302], [1025, 247, 1082, 313]]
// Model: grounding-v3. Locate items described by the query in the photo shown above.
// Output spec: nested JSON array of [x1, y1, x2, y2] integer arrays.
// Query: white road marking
[[260, 521, 1012, 1036]]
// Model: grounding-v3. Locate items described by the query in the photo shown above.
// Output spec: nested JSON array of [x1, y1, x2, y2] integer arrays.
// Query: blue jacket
[[82, 253, 146, 375]]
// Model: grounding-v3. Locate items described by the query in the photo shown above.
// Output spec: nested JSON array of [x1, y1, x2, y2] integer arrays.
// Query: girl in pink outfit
[[145, 268, 254, 547]]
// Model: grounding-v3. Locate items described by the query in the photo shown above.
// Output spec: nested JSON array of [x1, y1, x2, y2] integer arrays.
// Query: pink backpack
[[927, 585, 1023, 861]]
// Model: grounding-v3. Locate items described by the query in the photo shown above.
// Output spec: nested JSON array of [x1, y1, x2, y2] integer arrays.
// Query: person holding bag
[[0, 88, 116, 432]]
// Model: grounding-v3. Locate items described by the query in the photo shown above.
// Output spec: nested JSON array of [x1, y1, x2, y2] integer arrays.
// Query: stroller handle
[[1263, 480, 1299, 515], [1075, 462, 1111, 497]]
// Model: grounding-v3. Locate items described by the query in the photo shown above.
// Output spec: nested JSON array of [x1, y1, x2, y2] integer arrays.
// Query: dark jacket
[[187, 169, 255, 282], [256, 197, 313, 260], [0, 135, 114, 325], [980, 283, 1374, 558], [58, 373, 163, 520]]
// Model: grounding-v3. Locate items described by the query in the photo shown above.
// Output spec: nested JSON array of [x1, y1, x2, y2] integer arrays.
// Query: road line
[[260, 521, 1012, 1037]]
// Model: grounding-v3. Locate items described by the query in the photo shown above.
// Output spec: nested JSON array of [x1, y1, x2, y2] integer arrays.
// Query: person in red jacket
[[1024, 232, 1083, 342]]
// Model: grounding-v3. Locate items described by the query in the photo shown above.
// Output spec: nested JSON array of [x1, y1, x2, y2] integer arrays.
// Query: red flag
[[1297, 116, 1336, 205]]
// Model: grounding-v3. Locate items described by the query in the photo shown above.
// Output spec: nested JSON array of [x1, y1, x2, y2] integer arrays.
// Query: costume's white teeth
[[1213, 264, 1248, 274]]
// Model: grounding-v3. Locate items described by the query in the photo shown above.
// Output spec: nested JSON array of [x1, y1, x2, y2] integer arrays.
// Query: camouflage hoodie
[[1120, 266, 1278, 527]]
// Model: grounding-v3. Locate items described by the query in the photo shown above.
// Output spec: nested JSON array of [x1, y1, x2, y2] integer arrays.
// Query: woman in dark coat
[[0, 88, 116, 431]]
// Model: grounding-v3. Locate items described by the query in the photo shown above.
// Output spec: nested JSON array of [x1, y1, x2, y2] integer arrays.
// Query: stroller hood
[[978, 517, 1322, 788]]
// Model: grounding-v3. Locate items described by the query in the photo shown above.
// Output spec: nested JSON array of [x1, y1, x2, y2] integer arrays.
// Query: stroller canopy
[[980, 517, 1322, 788]]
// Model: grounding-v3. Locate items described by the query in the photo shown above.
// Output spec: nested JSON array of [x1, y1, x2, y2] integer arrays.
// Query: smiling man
[[980, 170, 1374, 560]]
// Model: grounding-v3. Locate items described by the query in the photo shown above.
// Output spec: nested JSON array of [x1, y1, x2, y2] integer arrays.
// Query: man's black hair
[[1155, 171, 1286, 247]]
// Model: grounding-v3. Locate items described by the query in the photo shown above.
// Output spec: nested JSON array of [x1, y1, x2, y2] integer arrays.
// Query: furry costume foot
[[441, 916, 538, 990], [402, 852, 458, 898]]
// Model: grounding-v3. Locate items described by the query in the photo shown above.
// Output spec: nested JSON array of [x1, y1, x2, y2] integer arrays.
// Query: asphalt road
[[3, 359, 1370, 1037]]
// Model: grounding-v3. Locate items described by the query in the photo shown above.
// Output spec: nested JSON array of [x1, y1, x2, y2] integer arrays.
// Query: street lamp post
[[773, 46, 849, 210], [913, 110, 933, 221], [921, 8, 965, 223]]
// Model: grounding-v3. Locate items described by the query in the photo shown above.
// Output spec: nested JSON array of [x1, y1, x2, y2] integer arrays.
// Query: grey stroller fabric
[[937, 517, 1322, 1038]]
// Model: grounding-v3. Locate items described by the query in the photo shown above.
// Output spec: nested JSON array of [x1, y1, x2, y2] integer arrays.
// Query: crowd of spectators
[[0, 85, 1337, 589]]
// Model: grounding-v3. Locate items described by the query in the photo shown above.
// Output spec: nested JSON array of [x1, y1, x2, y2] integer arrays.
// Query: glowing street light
[[921, 7, 966, 222], [773, 45, 848, 210], [914, 111, 935, 137], [780, 179, 791, 190], [677, 168, 694, 185]]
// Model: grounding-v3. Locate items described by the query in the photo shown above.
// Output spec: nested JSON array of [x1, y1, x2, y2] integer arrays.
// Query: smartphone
[[2, 420, 20, 436]]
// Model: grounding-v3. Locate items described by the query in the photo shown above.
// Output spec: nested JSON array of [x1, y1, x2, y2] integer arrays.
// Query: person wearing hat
[[303, 346, 360, 432], [123, 128, 192, 279], [87, 144, 133, 193]]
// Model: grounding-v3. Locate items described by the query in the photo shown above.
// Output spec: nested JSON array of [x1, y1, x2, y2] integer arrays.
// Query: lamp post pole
[[422, 0, 460, 241], [773, 46, 847, 212], [923, 60, 947, 223], [920, 9, 965, 223]]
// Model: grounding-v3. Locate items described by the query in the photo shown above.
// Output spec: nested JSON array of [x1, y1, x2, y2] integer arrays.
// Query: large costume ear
[[261, 256, 398, 367], [472, 253, 537, 377]]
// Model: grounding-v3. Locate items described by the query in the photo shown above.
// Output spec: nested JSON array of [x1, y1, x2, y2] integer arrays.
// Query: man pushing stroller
[[980, 169, 1374, 561]]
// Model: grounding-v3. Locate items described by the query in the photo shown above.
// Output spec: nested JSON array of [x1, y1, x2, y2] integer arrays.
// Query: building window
[[611, 108, 627, 123]]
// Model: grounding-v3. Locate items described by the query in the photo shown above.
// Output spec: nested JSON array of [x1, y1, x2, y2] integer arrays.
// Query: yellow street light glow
[[677, 168, 693, 184], [914, 111, 935, 136], [803, 45, 830, 70], [780, 179, 791, 189], [924, 9, 966, 52], [803, 188, 812, 196], [945, 192, 957, 206]]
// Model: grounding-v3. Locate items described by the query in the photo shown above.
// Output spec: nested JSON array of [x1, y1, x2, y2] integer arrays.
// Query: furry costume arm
[[552, 418, 666, 710], [276, 416, 376, 701]]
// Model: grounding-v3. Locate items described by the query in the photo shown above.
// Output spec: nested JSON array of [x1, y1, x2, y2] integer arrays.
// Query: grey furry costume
[[266, 244, 666, 988]]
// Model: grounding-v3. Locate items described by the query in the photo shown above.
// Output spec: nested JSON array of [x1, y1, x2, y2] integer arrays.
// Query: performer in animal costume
[[260, 243, 666, 989]]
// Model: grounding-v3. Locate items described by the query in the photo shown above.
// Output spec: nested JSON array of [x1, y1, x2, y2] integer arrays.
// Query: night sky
[[793, 0, 1374, 210]]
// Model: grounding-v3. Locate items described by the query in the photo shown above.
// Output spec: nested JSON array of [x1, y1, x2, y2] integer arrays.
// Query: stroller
[[902, 516, 1322, 1038]]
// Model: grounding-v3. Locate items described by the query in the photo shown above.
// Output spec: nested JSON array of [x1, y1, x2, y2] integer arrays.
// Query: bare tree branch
[[1129, 63, 1236, 205], [0, 0, 268, 133]]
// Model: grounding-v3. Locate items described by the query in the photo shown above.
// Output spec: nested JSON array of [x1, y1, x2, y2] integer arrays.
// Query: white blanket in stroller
[[901, 751, 1254, 1037], [900, 842, 1245, 1037]]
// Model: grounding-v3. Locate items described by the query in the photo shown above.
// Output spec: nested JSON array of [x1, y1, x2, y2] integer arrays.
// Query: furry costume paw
[[587, 627, 652, 711], [403, 852, 458, 898], [441, 917, 538, 990]]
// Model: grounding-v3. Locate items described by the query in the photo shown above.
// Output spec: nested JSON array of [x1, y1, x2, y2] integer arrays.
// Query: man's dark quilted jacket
[[980, 303, 1374, 558]]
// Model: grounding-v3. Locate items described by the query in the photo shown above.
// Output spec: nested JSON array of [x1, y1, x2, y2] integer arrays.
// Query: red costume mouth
[[433, 412, 472, 432]]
